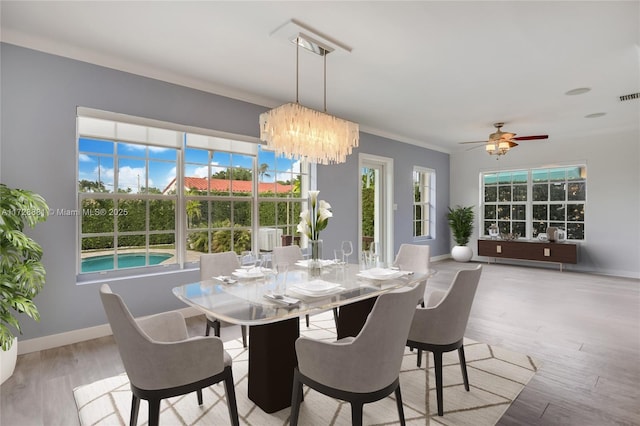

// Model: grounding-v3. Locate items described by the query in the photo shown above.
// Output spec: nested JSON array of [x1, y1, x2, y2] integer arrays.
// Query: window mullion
[[175, 136, 186, 267]]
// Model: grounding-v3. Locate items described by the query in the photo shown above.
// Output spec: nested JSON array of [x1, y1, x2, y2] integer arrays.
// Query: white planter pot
[[451, 245, 473, 262], [1, 337, 18, 385]]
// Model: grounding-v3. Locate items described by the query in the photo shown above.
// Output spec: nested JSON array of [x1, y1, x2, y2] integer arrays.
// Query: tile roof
[[164, 177, 293, 194]]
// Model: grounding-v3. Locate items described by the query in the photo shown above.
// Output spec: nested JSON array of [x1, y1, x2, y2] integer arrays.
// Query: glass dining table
[[173, 262, 431, 413]]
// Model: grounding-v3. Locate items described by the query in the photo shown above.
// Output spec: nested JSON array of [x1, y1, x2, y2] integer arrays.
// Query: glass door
[[359, 154, 394, 265]]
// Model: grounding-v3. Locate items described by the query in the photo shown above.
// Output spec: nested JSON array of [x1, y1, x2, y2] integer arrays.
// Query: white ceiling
[[2, 1, 639, 153]]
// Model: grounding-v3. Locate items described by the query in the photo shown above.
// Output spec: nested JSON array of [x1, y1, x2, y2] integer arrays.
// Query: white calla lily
[[297, 190, 332, 240]]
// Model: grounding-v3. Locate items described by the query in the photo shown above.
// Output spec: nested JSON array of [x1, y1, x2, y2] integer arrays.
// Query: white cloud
[[78, 153, 93, 162], [191, 162, 223, 178], [117, 166, 151, 193], [275, 159, 302, 182], [164, 167, 177, 186]]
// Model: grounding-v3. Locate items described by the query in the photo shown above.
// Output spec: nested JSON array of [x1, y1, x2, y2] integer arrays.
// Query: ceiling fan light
[[485, 142, 497, 154], [498, 140, 511, 151]]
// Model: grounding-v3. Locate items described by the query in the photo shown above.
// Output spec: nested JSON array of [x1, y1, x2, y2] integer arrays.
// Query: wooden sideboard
[[477, 239, 577, 271]]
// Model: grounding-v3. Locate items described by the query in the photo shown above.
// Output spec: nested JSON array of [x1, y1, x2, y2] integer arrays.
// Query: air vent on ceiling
[[619, 92, 640, 101]]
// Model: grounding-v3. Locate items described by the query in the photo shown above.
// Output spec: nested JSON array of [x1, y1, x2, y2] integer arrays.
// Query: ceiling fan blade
[[459, 140, 487, 145], [513, 135, 548, 141], [465, 144, 486, 151]]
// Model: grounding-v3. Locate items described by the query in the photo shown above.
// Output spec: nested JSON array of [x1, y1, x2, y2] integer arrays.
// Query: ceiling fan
[[460, 122, 549, 158]]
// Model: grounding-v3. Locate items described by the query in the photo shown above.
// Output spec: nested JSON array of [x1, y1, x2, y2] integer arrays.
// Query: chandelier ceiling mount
[[260, 22, 358, 165]]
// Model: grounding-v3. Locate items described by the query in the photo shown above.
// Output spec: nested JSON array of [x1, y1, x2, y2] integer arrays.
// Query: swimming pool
[[81, 252, 173, 273]]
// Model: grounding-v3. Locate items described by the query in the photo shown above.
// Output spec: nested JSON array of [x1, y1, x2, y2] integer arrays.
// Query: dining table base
[[248, 317, 300, 413], [336, 298, 377, 339]]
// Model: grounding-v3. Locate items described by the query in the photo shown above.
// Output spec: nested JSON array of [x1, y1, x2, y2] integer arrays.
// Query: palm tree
[[185, 188, 203, 228], [258, 163, 270, 182]]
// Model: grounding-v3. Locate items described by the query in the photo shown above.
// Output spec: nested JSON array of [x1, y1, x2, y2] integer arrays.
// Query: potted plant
[[447, 205, 474, 262], [0, 184, 49, 384]]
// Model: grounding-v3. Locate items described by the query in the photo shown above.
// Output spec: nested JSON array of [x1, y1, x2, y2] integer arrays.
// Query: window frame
[[76, 108, 311, 281], [481, 165, 587, 241], [412, 166, 436, 240]]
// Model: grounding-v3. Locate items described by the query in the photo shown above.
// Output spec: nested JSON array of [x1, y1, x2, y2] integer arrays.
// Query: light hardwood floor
[[1, 260, 639, 425]]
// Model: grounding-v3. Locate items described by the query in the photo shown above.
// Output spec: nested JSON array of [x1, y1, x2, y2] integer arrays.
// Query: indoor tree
[[0, 184, 49, 351]]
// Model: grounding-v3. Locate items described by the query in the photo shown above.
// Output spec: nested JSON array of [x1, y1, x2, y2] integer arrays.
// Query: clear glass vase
[[309, 239, 323, 276]]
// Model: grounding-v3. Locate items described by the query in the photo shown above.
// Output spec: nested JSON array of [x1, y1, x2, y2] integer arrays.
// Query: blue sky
[[79, 138, 301, 193]]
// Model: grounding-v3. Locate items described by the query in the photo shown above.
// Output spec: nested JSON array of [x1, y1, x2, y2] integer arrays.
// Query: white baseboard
[[431, 254, 451, 262], [17, 306, 202, 355]]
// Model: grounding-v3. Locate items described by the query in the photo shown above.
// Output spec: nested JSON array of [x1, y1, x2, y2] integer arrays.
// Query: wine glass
[[341, 241, 353, 264], [274, 262, 288, 296], [369, 242, 380, 267], [240, 251, 259, 271]]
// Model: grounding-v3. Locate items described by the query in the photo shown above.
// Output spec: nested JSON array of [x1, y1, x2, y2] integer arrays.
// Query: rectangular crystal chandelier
[[259, 33, 359, 165]]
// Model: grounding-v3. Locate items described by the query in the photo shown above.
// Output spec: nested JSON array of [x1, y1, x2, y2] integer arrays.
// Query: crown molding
[[1, 29, 450, 155]]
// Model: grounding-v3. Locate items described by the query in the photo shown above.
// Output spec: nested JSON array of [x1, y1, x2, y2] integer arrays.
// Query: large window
[[77, 110, 308, 277], [413, 167, 436, 239], [77, 117, 180, 274], [482, 166, 586, 240]]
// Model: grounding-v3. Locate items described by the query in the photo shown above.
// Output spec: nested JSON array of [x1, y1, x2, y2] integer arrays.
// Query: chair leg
[[205, 318, 221, 337], [241, 325, 247, 348], [458, 345, 470, 391], [290, 370, 304, 426], [147, 398, 161, 426], [129, 394, 140, 426], [416, 348, 423, 368], [197, 389, 203, 405], [223, 368, 240, 426], [305, 314, 310, 327], [433, 351, 444, 416], [394, 385, 407, 426], [350, 402, 364, 426]]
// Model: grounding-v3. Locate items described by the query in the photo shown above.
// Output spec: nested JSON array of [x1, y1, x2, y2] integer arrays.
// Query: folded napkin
[[213, 275, 237, 284], [263, 293, 300, 306]]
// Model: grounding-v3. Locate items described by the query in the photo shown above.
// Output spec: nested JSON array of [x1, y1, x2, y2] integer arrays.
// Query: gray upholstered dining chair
[[99, 284, 239, 426], [290, 281, 426, 426], [272, 244, 304, 265], [393, 243, 430, 307], [393, 243, 430, 274], [406, 264, 482, 416], [200, 252, 248, 348]]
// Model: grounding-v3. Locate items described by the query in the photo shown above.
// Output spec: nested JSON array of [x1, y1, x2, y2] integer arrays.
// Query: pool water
[[81, 253, 173, 273]]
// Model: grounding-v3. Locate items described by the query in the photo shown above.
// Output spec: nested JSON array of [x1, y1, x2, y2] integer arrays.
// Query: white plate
[[232, 267, 271, 279], [295, 259, 335, 268], [289, 280, 343, 297], [357, 268, 404, 280]]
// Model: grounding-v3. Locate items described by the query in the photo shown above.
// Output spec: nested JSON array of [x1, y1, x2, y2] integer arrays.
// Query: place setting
[[231, 252, 273, 280], [287, 279, 345, 298]]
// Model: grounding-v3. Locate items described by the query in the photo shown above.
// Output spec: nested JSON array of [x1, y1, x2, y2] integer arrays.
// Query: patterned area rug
[[73, 312, 540, 425]]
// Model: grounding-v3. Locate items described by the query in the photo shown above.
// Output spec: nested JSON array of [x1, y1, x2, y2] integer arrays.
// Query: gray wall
[[0, 43, 449, 342], [317, 132, 450, 259]]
